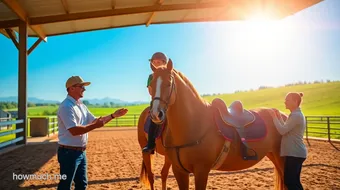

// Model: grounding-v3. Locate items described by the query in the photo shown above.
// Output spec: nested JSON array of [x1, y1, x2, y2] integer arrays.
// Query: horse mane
[[172, 69, 208, 105]]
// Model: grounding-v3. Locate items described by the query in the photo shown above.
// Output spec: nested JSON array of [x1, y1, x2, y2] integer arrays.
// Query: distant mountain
[[83, 97, 126, 105], [83, 97, 147, 105], [0, 96, 147, 105], [0, 96, 60, 104]]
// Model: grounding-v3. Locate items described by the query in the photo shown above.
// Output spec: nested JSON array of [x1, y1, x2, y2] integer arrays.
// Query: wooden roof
[[0, 0, 323, 41]]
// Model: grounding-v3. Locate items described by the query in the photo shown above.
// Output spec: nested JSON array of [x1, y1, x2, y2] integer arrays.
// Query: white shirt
[[57, 95, 96, 147]]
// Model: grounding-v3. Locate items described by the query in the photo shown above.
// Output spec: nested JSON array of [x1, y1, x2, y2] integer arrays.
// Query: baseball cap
[[65, 76, 91, 89]]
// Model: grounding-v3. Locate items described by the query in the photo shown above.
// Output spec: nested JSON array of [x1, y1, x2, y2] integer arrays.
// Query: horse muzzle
[[150, 109, 166, 124]]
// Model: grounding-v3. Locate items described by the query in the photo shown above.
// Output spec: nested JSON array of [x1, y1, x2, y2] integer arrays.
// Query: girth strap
[[161, 128, 210, 173], [175, 148, 191, 173]]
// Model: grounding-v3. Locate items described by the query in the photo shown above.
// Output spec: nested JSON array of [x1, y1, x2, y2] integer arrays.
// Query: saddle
[[212, 99, 255, 128], [212, 98, 259, 161]]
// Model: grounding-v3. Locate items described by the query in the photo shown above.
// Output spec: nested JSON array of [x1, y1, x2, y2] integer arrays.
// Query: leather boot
[[142, 121, 158, 154]]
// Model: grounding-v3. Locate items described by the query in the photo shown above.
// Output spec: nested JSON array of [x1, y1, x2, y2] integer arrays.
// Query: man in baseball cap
[[57, 75, 128, 189]]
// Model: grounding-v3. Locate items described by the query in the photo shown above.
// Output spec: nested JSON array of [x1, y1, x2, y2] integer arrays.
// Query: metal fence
[[305, 116, 340, 141], [0, 119, 24, 149], [47, 117, 58, 137], [0, 115, 339, 150], [0, 117, 58, 149], [0, 117, 12, 130], [105, 114, 140, 127]]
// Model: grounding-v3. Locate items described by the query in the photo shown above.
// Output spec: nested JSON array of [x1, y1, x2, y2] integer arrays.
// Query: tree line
[[0, 101, 140, 110], [201, 79, 338, 96], [0, 102, 59, 110]]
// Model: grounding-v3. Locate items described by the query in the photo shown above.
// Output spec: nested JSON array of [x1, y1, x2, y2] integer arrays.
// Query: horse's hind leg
[[161, 156, 172, 190], [267, 152, 286, 190], [172, 167, 189, 190]]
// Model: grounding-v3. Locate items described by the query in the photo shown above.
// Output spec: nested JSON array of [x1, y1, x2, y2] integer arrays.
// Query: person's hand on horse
[[268, 109, 278, 118], [112, 108, 128, 118], [274, 109, 281, 118]]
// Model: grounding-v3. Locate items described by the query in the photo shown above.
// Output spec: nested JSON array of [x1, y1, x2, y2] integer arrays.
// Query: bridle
[[150, 75, 175, 125]]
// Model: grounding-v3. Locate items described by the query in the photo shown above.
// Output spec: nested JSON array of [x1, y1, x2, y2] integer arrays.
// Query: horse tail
[[140, 154, 154, 189], [273, 165, 285, 190]]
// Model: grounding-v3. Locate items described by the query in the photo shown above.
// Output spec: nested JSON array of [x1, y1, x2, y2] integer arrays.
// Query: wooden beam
[[30, 0, 230, 25], [61, 0, 70, 14], [146, 0, 164, 27], [111, 0, 116, 9], [30, 25, 47, 42], [0, 29, 9, 38], [28, 38, 43, 55], [181, 0, 203, 21], [17, 20, 28, 145], [2, 0, 27, 22], [2, 0, 47, 41], [0, 19, 20, 29], [5, 28, 19, 49]]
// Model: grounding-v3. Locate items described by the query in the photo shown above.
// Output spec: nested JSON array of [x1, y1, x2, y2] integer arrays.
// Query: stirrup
[[241, 143, 258, 160], [242, 148, 258, 160]]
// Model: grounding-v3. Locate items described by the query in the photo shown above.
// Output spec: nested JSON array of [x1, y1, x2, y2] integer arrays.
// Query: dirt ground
[[0, 128, 339, 190]]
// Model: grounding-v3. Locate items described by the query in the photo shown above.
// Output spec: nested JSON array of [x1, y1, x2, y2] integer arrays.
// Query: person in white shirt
[[57, 76, 128, 190], [269, 92, 307, 190]]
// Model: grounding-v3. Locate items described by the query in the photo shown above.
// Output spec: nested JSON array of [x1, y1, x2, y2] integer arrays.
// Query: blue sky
[[0, 0, 339, 102]]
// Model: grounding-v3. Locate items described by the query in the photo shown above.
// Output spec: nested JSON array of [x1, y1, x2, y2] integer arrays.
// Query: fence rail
[[0, 117, 57, 149], [47, 117, 58, 137], [0, 119, 24, 149], [0, 115, 339, 150], [0, 117, 16, 130], [305, 116, 340, 141]]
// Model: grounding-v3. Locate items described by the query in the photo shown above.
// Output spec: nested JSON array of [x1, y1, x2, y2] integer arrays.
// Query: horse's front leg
[[172, 167, 189, 190], [194, 168, 210, 190], [161, 156, 172, 190]]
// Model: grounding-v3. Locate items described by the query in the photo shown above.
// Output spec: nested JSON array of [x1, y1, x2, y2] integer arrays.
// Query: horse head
[[149, 59, 176, 124]]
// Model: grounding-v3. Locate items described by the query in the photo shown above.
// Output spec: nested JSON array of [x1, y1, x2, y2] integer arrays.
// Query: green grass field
[[1, 81, 340, 144], [6, 81, 339, 116]]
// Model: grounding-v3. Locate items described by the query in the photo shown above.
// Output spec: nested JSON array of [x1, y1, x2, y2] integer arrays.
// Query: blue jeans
[[57, 147, 87, 190], [284, 156, 306, 190]]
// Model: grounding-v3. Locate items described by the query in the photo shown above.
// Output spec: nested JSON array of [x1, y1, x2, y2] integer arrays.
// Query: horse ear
[[151, 62, 156, 72], [167, 59, 173, 71]]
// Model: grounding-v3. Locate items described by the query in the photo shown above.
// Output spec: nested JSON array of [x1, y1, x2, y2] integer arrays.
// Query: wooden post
[[16, 20, 27, 145], [327, 117, 330, 142]]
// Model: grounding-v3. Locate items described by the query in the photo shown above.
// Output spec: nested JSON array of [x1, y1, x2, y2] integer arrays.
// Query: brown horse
[[147, 59, 288, 190], [137, 106, 172, 190]]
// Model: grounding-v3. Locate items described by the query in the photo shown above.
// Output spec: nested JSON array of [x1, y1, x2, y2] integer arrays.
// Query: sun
[[221, 11, 298, 84], [235, 12, 296, 59], [245, 13, 279, 49]]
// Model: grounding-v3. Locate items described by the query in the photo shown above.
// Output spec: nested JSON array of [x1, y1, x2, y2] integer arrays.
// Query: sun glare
[[234, 12, 296, 60], [220, 11, 298, 86]]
